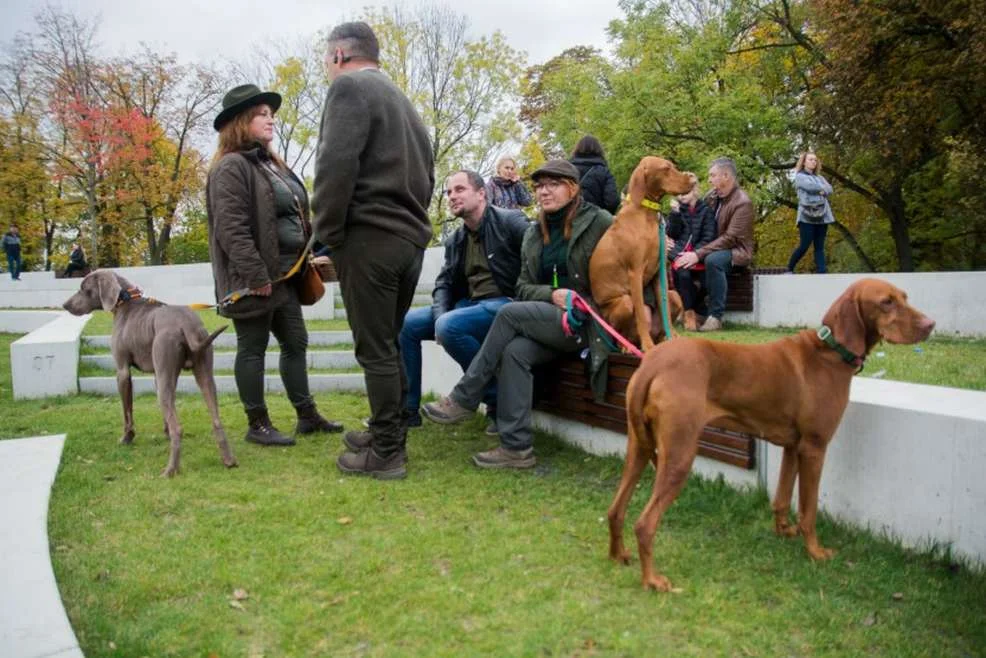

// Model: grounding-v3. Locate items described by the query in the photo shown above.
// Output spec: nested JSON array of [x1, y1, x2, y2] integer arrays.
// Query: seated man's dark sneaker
[[472, 446, 535, 469], [336, 447, 407, 480], [422, 396, 473, 424]]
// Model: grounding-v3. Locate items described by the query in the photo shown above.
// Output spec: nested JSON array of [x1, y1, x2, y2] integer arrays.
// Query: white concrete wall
[[0, 262, 337, 319], [10, 312, 90, 399], [763, 378, 986, 566], [0, 311, 62, 333], [749, 272, 986, 336]]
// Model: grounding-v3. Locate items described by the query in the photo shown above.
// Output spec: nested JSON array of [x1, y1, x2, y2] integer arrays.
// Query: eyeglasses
[[533, 179, 565, 191]]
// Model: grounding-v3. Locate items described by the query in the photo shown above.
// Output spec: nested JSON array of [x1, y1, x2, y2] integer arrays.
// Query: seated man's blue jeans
[[703, 250, 733, 319], [399, 297, 509, 413]]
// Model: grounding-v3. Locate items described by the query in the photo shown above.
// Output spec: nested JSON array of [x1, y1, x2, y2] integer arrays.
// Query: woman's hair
[[794, 152, 822, 174], [537, 178, 582, 245], [209, 105, 286, 170], [495, 156, 517, 174], [571, 134, 605, 159]]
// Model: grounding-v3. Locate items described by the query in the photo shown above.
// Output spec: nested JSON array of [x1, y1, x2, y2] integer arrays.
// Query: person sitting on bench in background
[[672, 157, 754, 332], [666, 179, 716, 331]]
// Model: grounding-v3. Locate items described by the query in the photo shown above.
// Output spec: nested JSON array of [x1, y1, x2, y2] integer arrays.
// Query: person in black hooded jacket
[[570, 134, 620, 214]]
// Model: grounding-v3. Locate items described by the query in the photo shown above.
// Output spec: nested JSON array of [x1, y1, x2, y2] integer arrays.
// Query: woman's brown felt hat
[[213, 84, 282, 131], [530, 159, 580, 183]]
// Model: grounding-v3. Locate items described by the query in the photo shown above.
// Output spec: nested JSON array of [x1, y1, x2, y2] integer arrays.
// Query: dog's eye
[[880, 297, 894, 309]]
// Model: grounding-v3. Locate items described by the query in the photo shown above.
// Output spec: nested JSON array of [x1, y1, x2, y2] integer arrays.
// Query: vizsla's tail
[[185, 325, 228, 355], [626, 356, 660, 448]]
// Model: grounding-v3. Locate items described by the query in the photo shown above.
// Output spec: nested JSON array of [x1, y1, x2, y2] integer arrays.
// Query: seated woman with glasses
[[423, 159, 613, 470]]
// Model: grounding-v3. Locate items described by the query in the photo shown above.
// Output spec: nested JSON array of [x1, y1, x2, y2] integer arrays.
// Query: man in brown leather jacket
[[673, 157, 754, 331]]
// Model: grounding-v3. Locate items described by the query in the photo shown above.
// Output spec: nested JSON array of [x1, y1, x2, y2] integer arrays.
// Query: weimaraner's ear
[[96, 271, 123, 312], [821, 283, 867, 357]]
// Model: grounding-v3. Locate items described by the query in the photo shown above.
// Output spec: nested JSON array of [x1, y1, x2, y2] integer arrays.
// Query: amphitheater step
[[78, 373, 366, 396], [81, 350, 359, 372], [83, 330, 353, 350]]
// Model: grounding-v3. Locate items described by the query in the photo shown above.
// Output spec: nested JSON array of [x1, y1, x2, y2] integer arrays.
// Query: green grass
[[0, 333, 983, 656]]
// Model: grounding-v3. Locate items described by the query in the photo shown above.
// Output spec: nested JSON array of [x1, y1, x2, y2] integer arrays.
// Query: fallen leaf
[[229, 600, 245, 611], [862, 612, 877, 627], [233, 588, 249, 601], [108, 641, 117, 650], [670, 587, 685, 594], [337, 516, 353, 525], [892, 592, 904, 601]]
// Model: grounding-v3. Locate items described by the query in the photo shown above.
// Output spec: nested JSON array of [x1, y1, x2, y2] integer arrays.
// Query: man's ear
[[97, 271, 123, 312]]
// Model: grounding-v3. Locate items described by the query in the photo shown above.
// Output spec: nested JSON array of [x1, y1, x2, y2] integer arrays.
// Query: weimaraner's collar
[[115, 286, 161, 310]]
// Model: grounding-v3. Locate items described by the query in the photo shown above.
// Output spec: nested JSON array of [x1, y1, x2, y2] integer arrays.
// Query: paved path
[[0, 435, 83, 658]]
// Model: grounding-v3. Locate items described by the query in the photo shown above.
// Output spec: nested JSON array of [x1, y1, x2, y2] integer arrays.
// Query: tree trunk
[[884, 186, 913, 271], [829, 221, 877, 272]]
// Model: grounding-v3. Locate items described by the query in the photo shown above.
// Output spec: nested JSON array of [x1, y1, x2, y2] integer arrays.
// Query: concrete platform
[[82, 330, 354, 350], [78, 373, 366, 396], [0, 435, 83, 658], [80, 350, 359, 372]]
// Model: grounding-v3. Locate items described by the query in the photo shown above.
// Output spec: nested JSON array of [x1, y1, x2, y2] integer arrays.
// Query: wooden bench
[[533, 353, 757, 469]]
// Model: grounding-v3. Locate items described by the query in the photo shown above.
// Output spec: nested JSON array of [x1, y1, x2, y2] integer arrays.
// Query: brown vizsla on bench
[[63, 270, 237, 477], [607, 278, 935, 591], [590, 156, 694, 350]]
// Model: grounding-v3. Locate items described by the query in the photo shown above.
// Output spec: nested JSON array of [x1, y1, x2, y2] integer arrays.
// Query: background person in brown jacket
[[673, 157, 754, 332], [206, 84, 343, 447], [312, 22, 435, 479]]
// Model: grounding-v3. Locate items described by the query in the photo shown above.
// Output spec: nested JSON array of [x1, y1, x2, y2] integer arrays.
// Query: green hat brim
[[213, 91, 282, 131]]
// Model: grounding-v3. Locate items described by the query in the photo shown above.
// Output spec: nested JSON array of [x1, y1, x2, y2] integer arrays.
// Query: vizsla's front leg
[[629, 267, 654, 351], [797, 443, 835, 560], [772, 445, 800, 537]]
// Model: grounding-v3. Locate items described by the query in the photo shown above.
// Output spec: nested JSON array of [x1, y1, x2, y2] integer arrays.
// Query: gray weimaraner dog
[[63, 270, 237, 477]]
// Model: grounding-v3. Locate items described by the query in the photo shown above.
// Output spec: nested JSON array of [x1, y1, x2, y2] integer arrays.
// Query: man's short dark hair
[[451, 170, 485, 192], [710, 157, 737, 179], [327, 22, 380, 62]]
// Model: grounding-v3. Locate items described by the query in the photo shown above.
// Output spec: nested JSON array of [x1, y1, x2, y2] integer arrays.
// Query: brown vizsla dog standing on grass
[[607, 278, 935, 591], [589, 156, 695, 350], [63, 270, 237, 477]]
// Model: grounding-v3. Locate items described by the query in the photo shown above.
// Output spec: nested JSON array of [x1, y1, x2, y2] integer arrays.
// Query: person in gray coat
[[312, 22, 435, 479], [207, 84, 343, 447]]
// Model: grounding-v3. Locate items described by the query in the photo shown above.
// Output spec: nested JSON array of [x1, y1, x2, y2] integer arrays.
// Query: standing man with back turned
[[312, 21, 435, 480]]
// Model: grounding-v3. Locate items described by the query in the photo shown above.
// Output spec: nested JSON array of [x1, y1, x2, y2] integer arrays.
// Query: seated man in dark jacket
[[399, 169, 528, 431]]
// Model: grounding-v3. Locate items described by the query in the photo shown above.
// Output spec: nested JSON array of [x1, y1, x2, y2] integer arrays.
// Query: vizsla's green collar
[[817, 325, 865, 372]]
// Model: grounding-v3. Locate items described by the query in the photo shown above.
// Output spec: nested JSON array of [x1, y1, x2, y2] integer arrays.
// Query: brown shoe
[[336, 446, 407, 480], [699, 316, 723, 332], [422, 395, 474, 424], [343, 430, 373, 452], [683, 310, 699, 332], [472, 446, 536, 469], [295, 403, 344, 435]]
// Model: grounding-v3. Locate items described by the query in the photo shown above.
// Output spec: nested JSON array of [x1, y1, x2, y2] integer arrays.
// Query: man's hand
[[674, 252, 700, 270], [253, 283, 273, 297], [665, 238, 675, 255], [551, 288, 573, 309]]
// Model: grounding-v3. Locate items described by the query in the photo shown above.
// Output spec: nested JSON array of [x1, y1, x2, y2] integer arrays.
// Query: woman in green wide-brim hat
[[206, 84, 344, 446]]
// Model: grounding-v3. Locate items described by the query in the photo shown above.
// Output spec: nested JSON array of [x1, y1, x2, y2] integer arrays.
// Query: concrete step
[[78, 373, 366, 396], [81, 350, 359, 372], [83, 330, 353, 350]]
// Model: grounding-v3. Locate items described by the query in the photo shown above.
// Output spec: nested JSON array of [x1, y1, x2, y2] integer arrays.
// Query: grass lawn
[[0, 333, 984, 657]]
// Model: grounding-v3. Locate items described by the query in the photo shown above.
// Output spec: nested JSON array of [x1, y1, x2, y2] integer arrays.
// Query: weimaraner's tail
[[184, 325, 228, 355]]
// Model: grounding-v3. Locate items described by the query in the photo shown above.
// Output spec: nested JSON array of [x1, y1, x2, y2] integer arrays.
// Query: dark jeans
[[450, 301, 581, 451], [703, 250, 733, 319], [787, 222, 829, 273], [672, 266, 700, 311], [6, 254, 20, 280], [399, 297, 509, 412], [231, 288, 312, 413], [333, 226, 424, 455]]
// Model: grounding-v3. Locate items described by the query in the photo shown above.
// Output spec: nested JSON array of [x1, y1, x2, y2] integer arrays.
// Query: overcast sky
[[2, 0, 625, 66]]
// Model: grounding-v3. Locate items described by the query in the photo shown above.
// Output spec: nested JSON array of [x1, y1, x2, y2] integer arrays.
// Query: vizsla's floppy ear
[[821, 283, 867, 357], [627, 159, 650, 206], [96, 271, 123, 312]]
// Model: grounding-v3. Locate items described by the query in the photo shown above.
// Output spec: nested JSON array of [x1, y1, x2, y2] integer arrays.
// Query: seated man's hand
[[665, 238, 675, 255]]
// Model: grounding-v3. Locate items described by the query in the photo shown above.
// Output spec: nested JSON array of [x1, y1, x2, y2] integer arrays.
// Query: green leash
[[657, 218, 673, 341]]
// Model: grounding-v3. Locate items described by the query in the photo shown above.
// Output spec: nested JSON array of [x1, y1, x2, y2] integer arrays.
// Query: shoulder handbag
[[295, 257, 325, 305]]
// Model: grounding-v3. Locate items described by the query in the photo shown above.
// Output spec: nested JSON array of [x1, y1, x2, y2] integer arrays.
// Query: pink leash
[[561, 291, 644, 359]]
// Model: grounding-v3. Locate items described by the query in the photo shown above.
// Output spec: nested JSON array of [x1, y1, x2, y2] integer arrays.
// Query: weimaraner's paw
[[224, 457, 239, 469], [119, 431, 135, 445], [160, 465, 179, 478]]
